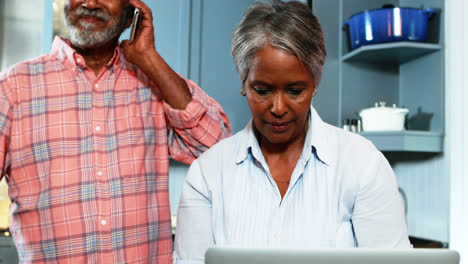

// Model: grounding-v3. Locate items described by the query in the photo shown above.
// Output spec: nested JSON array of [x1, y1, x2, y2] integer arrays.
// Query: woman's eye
[[253, 87, 271, 95], [287, 88, 303, 95]]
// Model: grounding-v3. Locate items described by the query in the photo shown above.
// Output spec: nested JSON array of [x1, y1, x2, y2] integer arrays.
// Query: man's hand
[[121, 0, 156, 69], [121, 0, 192, 110]]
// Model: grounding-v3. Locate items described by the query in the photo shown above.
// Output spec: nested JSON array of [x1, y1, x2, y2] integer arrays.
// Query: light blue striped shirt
[[174, 107, 410, 264]]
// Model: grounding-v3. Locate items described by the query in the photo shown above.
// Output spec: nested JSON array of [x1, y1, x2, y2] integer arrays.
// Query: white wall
[[446, 0, 468, 262]]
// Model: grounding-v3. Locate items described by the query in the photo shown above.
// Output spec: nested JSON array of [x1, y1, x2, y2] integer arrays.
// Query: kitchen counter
[[0, 235, 19, 263]]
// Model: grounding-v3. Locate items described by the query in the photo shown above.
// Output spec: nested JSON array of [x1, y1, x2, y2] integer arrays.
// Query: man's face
[[64, 0, 132, 49]]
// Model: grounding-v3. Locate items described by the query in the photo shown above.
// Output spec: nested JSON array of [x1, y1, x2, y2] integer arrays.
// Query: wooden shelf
[[359, 130, 443, 152], [342, 42, 441, 64]]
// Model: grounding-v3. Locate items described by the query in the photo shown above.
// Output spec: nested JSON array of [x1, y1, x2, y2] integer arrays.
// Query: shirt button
[[95, 83, 99, 88], [97, 171, 103, 176], [101, 220, 107, 226], [95, 126, 101, 131]]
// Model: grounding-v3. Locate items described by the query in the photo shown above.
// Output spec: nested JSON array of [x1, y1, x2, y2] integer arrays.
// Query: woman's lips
[[268, 121, 291, 132]]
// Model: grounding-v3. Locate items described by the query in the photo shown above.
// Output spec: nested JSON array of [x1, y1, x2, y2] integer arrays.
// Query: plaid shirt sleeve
[[164, 78, 232, 165]]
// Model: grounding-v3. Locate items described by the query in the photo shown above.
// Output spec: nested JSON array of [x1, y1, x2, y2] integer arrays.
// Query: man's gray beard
[[66, 20, 124, 49], [64, 6, 128, 49]]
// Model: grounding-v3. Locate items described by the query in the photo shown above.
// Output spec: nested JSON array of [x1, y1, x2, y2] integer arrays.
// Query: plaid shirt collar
[[50, 36, 126, 76]]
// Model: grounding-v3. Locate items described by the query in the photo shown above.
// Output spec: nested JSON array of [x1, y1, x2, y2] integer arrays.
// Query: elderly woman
[[174, 1, 411, 262]]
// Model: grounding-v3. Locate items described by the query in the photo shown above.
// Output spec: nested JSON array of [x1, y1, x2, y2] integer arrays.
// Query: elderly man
[[0, 0, 231, 263]]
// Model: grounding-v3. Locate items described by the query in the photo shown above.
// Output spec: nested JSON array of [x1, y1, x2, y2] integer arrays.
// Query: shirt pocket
[[113, 114, 164, 179]]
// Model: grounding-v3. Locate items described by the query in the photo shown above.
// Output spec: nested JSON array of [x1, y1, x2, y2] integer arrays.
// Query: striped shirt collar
[[236, 106, 335, 166]]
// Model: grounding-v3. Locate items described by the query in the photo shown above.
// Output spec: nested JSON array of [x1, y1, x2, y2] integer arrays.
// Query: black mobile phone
[[129, 8, 141, 42]]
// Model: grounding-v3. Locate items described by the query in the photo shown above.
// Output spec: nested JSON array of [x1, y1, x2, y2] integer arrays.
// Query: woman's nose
[[271, 93, 287, 117]]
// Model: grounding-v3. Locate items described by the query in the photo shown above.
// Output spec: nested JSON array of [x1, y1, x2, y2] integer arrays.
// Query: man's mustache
[[73, 7, 110, 22]]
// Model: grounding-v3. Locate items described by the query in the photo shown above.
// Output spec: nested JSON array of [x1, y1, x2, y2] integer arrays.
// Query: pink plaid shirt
[[0, 37, 231, 263]]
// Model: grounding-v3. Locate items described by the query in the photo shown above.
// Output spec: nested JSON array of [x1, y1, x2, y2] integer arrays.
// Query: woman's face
[[244, 45, 315, 147]]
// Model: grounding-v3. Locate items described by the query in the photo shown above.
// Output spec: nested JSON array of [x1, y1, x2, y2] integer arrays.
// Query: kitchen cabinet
[[188, 0, 255, 133], [167, 0, 257, 213], [0, 0, 44, 71], [313, 0, 444, 152]]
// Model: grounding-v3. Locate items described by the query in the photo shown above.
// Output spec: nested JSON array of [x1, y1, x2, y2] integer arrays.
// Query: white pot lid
[[359, 101, 409, 116]]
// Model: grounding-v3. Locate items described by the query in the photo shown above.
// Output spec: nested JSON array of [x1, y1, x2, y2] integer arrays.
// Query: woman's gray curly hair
[[232, 0, 327, 87]]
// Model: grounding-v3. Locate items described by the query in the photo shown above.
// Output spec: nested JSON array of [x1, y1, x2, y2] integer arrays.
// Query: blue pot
[[344, 7, 436, 50]]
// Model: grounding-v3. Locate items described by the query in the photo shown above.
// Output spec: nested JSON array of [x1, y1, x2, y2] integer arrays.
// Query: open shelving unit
[[313, 0, 444, 153], [344, 41, 444, 152], [359, 131, 443, 152], [341, 42, 441, 64]]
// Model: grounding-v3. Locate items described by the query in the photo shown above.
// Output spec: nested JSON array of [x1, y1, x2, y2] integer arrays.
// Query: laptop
[[205, 247, 460, 264]]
